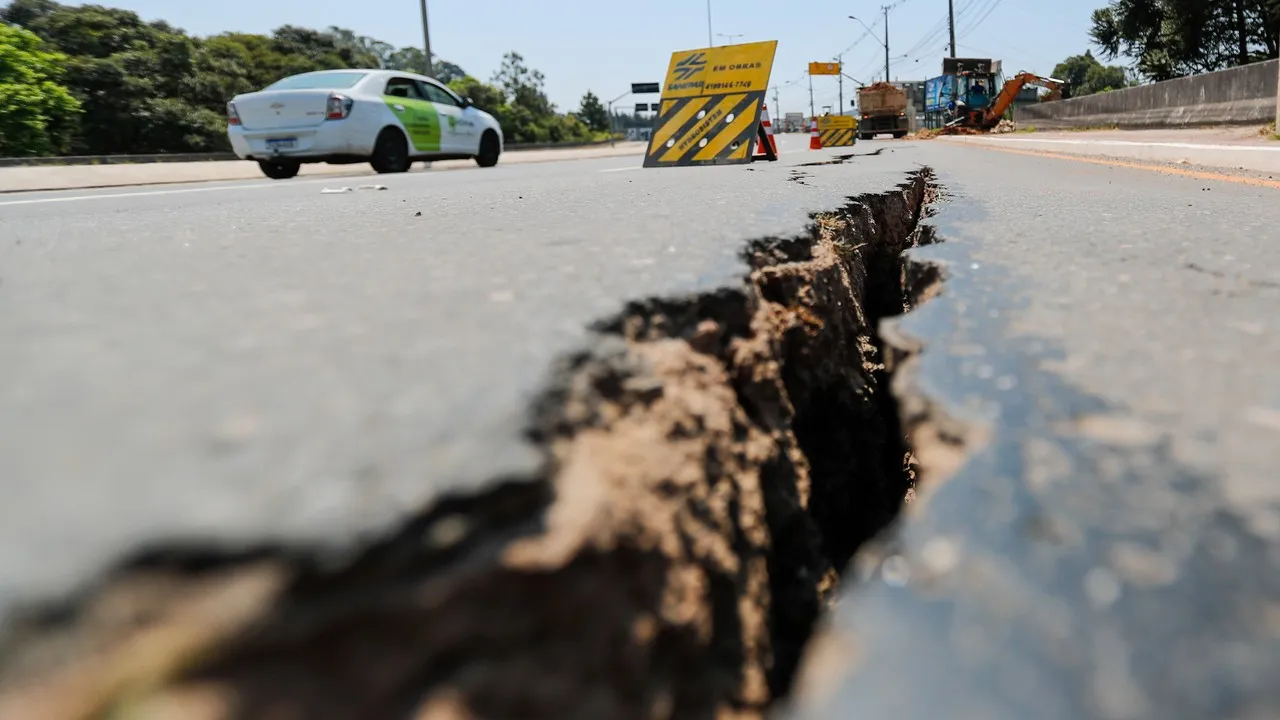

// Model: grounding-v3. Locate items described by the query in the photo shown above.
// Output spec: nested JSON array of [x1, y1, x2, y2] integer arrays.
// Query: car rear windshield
[[266, 72, 368, 91]]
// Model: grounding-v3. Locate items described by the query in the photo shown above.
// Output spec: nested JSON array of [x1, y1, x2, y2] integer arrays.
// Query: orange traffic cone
[[809, 117, 823, 150], [756, 104, 779, 156]]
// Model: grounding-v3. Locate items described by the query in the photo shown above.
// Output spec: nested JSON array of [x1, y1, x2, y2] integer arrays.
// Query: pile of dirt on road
[[0, 175, 944, 720], [992, 119, 1016, 134]]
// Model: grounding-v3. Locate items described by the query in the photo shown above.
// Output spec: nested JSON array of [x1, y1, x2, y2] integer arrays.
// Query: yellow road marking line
[[953, 143, 1280, 190]]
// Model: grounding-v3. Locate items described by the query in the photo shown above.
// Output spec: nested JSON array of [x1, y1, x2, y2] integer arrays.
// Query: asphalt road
[[0, 137, 917, 615], [3, 134, 1279, 716]]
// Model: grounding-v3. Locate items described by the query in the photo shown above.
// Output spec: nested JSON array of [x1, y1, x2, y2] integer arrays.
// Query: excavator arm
[[981, 72, 1063, 128]]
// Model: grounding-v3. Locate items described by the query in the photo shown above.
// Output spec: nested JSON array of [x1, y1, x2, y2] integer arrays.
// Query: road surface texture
[[1, 136, 1277, 719]]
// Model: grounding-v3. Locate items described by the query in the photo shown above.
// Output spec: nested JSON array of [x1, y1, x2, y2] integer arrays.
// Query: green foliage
[[0, 22, 80, 155], [1, 0, 593, 155], [577, 90, 609, 132], [1052, 50, 1132, 98], [447, 52, 595, 144], [1090, 0, 1279, 81]]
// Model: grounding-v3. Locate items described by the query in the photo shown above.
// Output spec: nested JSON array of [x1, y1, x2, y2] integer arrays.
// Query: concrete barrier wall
[[1016, 58, 1279, 130]]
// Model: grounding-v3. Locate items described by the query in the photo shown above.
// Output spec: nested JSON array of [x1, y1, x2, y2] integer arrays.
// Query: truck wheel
[[893, 131, 907, 139]]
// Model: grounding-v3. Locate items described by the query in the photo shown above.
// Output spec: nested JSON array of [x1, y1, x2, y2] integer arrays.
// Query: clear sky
[[68, 0, 1103, 117]]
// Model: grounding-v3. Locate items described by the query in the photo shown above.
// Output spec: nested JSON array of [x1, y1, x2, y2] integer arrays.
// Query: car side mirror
[[461, 97, 473, 108]]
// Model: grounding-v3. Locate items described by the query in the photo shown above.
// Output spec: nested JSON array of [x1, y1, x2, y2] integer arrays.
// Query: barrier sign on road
[[818, 115, 857, 147], [644, 40, 779, 168], [632, 82, 661, 94], [809, 61, 841, 76]]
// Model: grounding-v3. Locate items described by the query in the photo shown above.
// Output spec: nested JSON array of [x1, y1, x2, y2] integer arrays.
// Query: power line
[[961, 0, 1005, 36]]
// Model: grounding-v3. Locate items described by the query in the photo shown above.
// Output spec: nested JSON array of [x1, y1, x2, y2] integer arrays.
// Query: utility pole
[[419, 0, 432, 76], [880, 4, 890, 83], [808, 72, 815, 118], [837, 54, 844, 115], [947, 0, 957, 57], [772, 86, 781, 120], [947, 0, 958, 110]]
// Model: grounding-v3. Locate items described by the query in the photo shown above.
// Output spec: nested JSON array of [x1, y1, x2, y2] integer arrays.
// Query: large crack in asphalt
[[0, 170, 944, 720]]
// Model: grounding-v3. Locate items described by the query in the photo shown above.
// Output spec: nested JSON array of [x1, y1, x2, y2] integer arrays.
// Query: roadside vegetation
[[0, 0, 616, 157], [1088, 0, 1279, 81], [1050, 50, 1133, 98]]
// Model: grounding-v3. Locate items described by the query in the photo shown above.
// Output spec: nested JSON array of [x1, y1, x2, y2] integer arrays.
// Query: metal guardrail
[[0, 139, 621, 168]]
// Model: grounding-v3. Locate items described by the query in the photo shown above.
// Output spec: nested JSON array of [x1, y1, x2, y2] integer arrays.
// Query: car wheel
[[258, 159, 301, 180], [475, 130, 501, 168], [371, 128, 411, 174]]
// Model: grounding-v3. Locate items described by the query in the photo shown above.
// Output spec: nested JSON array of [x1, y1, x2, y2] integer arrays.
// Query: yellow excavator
[[941, 58, 1063, 132]]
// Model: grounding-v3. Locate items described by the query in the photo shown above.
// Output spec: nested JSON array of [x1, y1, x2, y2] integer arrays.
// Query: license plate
[[265, 137, 297, 151]]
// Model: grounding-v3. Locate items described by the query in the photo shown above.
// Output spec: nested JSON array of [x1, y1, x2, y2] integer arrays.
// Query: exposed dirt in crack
[[0, 172, 940, 720]]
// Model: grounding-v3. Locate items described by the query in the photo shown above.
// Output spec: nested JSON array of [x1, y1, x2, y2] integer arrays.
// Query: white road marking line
[[600, 166, 643, 173], [0, 177, 344, 207], [983, 137, 1280, 153]]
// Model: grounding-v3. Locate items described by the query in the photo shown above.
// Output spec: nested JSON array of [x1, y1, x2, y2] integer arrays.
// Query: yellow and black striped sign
[[818, 115, 857, 147], [645, 41, 778, 168]]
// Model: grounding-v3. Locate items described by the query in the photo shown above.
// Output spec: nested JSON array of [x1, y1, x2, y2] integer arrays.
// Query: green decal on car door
[[384, 96, 440, 152]]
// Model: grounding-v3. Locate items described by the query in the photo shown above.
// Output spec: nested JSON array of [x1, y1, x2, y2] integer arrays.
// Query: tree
[[577, 90, 609, 132], [1, 0, 587, 155], [480, 51, 592, 143], [448, 75, 505, 113], [0, 23, 81, 155], [1051, 50, 1131, 98], [1090, 0, 1279, 81]]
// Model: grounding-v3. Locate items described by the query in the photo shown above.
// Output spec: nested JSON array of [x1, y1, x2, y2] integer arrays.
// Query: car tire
[[475, 130, 501, 168], [258, 159, 301, 180], [371, 128, 412, 174]]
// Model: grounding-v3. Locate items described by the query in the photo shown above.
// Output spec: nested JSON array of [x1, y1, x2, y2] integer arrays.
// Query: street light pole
[[849, 14, 891, 83], [706, 0, 713, 47], [419, 0, 432, 77], [607, 90, 630, 148]]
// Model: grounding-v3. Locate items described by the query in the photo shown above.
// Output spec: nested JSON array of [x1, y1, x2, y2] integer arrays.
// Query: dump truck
[[784, 112, 805, 133], [856, 82, 909, 139]]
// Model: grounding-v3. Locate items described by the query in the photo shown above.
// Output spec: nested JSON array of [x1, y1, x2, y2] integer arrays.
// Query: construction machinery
[[856, 82, 910, 139], [939, 57, 1063, 132]]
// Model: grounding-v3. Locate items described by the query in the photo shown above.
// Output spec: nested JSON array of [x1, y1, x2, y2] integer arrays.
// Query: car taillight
[[227, 101, 240, 126], [326, 94, 354, 121]]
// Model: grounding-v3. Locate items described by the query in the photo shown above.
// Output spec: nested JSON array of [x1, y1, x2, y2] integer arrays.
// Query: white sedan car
[[226, 69, 505, 179]]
